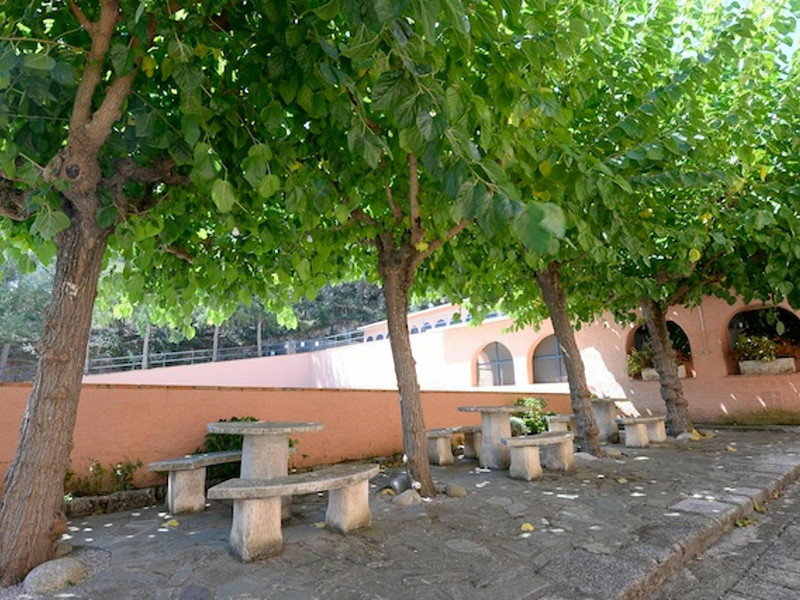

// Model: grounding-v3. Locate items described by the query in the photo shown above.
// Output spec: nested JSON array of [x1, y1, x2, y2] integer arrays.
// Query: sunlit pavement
[[21, 429, 800, 599]]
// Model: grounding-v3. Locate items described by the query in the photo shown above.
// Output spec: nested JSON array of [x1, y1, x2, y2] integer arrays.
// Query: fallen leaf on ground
[[617, 478, 628, 484], [520, 522, 535, 532], [726, 445, 738, 452], [314, 522, 326, 528], [163, 519, 179, 527]]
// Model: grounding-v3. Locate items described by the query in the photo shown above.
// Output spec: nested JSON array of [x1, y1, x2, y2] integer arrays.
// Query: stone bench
[[425, 426, 482, 465], [149, 451, 242, 514], [501, 432, 575, 481], [208, 463, 379, 562], [546, 414, 575, 433], [616, 416, 667, 448]]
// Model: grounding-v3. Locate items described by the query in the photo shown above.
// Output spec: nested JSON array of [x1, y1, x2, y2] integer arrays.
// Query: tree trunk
[[256, 318, 263, 357], [0, 344, 10, 380], [212, 325, 220, 362], [377, 243, 435, 497], [640, 298, 693, 436], [0, 215, 110, 585], [141, 325, 150, 370], [535, 262, 601, 455]]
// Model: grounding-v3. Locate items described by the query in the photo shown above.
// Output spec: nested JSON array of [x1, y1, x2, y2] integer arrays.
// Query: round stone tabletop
[[457, 406, 521, 413], [206, 421, 324, 435]]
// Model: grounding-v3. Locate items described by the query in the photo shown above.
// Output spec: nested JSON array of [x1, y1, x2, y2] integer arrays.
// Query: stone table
[[457, 405, 522, 469], [206, 421, 323, 517]]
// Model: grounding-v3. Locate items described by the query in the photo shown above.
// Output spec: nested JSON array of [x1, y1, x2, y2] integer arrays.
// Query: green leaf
[[110, 43, 134, 76], [23, 54, 55, 71], [258, 174, 281, 198], [31, 209, 70, 239], [211, 179, 237, 212], [314, 0, 340, 20]]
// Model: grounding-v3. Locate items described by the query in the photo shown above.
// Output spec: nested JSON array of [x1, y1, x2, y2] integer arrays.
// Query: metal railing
[[84, 329, 366, 375]]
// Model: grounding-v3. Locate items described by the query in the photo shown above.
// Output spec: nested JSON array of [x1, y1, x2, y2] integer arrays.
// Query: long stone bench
[[208, 463, 379, 562], [616, 416, 667, 448], [501, 432, 575, 481], [546, 414, 575, 433], [425, 426, 482, 465], [149, 451, 242, 514]]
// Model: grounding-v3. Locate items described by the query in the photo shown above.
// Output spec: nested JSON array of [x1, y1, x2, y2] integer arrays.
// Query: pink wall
[[82, 296, 800, 423], [0, 383, 570, 494]]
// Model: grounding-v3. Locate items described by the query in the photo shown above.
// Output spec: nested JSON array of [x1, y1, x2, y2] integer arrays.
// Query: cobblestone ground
[[6, 429, 800, 600]]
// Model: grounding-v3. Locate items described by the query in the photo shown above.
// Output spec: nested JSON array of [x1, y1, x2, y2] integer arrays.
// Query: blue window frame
[[533, 335, 567, 383]]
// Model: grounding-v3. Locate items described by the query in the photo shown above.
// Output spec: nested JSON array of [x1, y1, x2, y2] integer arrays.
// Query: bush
[[512, 397, 555, 434], [626, 343, 655, 377], [65, 457, 143, 497], [196, 416, 259, 480], [733, 335, 777, 362]]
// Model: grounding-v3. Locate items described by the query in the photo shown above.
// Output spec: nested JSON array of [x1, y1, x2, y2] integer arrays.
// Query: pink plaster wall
[[0, 383, 570, 494], [82, 296, 800, 422]]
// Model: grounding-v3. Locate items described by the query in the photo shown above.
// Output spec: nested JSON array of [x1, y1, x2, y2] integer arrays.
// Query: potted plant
[[733, 335, 796, 376], [627, 342, 687, 380]]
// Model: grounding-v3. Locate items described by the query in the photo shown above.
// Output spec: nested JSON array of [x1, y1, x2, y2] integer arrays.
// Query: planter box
[[641, 365, 686, 381], [738, 357, 796, 376]]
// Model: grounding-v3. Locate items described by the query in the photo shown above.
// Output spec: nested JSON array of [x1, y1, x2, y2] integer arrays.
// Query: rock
[[392, 489, 422, 506], [676, 432, 695, 441], [602, 448, 623, 459], [574, 452, 600, 462], [444, 483, 467, 498], [389, 474, 411, 494], [54, 539, 73, 558], [23, 557, 86, 594]]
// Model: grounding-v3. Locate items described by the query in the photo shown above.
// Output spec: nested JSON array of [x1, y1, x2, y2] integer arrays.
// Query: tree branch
[[69, 0, 120, 134], [408, 153, 422, 244], [412, 218, 469, 268], [102, 157, 188, 218], [68, 1, 95, 36], [350, 207, 378, 227], [0, 180, 28, 221], [386, 182, 403, 224], [162, 244, 194, 263]]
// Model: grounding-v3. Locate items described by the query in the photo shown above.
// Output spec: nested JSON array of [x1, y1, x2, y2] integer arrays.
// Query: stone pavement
[[10, 429, 800, 600], [654, 473, 800, 599]]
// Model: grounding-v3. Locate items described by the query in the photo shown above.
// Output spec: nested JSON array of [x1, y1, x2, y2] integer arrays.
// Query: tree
[[0, 1, 279, 583]]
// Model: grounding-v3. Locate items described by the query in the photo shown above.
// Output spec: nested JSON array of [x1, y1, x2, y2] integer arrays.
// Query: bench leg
[[242, 435, 292, 520], [480, 413, 511, 469], [463, 431, 482, 459], [646, 420, 667, 443], [428, 436, 454, 466], [591, 400, 618, 443], [229, 497, 283, 562], [543, 440, 575, 473], [624, 423, 650, 448], [508, 446, 542, 481], [168, 469, 206, 514], [326, 480, 372, 533]]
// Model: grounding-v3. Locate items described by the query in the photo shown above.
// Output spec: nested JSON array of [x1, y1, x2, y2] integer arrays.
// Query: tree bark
[[535, 262, 601, 455], [640, 298, 693, 436], [0, 344, 10, 380], [141, 325, 150, 370], [256, 318, 263, 357], [0, 214, 110, 585], [377, 241, 435, 497]]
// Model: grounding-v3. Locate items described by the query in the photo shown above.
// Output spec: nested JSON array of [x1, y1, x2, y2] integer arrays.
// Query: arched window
[[632, 323, 692, 357], [376, 334, 384, 340], [532, 335, 568, 383], [727, 307, 800, 351], [476, 342, 515, 386], [366, 336, 374, 342], [435, 319, 447, 328], [421, 322, 432, 332], [628, 322, 692, 379], [410, 326, 419, 334]]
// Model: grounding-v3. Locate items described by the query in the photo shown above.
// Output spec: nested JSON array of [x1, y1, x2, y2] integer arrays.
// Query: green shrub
[[110, 458, 143, 492], [64, 457, 143, 497], [733, 334, 777, 362], [196, 416, 259, 480], [512, 397, 555, 434], [626, 343, 654, 377]]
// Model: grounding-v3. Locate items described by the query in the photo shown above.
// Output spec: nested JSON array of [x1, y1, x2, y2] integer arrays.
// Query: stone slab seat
[[546, 414, 575, 433], [208, 463, 380, 562], [149, 451, 242, 515], [501, 432, 575, 481], [425, 426, 483, 465], [616, 416, 667, 448]]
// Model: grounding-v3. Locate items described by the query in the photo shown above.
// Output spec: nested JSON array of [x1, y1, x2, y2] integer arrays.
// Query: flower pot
[[738, 357, 796, 376], [641, 365, 686, 381]]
